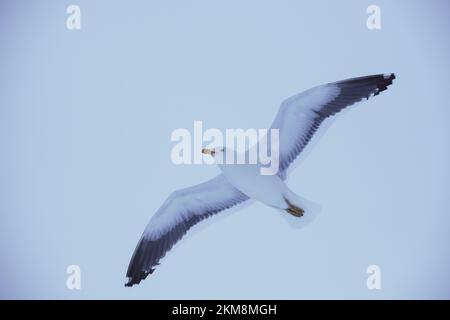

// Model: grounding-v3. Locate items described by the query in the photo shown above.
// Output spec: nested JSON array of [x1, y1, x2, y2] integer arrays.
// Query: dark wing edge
[[125, 177, 248, 287], [278, 73, 396, 172]]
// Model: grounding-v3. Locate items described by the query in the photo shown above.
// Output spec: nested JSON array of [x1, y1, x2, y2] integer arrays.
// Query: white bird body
[[218, 160, 289, 209], [125, 74, 396, 286]]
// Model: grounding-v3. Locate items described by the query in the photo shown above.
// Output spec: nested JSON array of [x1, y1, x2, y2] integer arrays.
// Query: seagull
[[125, 74, 396, 286]]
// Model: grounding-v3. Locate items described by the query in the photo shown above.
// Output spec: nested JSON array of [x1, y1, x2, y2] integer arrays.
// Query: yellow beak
[[202, 148, 213, 155]]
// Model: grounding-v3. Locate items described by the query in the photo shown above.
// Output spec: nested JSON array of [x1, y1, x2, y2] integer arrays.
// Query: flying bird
[[125, 74, 396, 286]]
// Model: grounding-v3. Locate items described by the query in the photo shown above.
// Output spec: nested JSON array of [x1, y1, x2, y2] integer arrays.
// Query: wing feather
[[125, 174, 248, 286], [270, 74, 396, 172]]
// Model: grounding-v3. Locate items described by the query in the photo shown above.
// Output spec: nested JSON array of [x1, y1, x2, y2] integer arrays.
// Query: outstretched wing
[[125, 174, 248, 286], [270, 74, 396, 172]]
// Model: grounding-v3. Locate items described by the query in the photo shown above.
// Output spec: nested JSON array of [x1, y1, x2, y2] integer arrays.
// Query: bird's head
[[201, 147, 225, 158], [202, 147, 237, 166]]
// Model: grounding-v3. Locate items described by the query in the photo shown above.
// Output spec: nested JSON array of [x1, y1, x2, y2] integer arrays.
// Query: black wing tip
[[125, 237, 157, 287], [124, 269, 153, 287], [124, 279, 136, 287], [336, 73, 396, 84], [374, 73, 396, 95], [336, 73, 396, 96], [317, 73, 396, 118], [387, 73, 396, 80]]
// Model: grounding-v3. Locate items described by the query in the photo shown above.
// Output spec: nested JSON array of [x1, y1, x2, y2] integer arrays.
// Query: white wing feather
[[269, 74, 396, 172], [125, 174, 248, 286]]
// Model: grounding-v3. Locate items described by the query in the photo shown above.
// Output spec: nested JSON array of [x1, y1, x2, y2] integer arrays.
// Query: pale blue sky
[[1, 0, 449, 299]]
